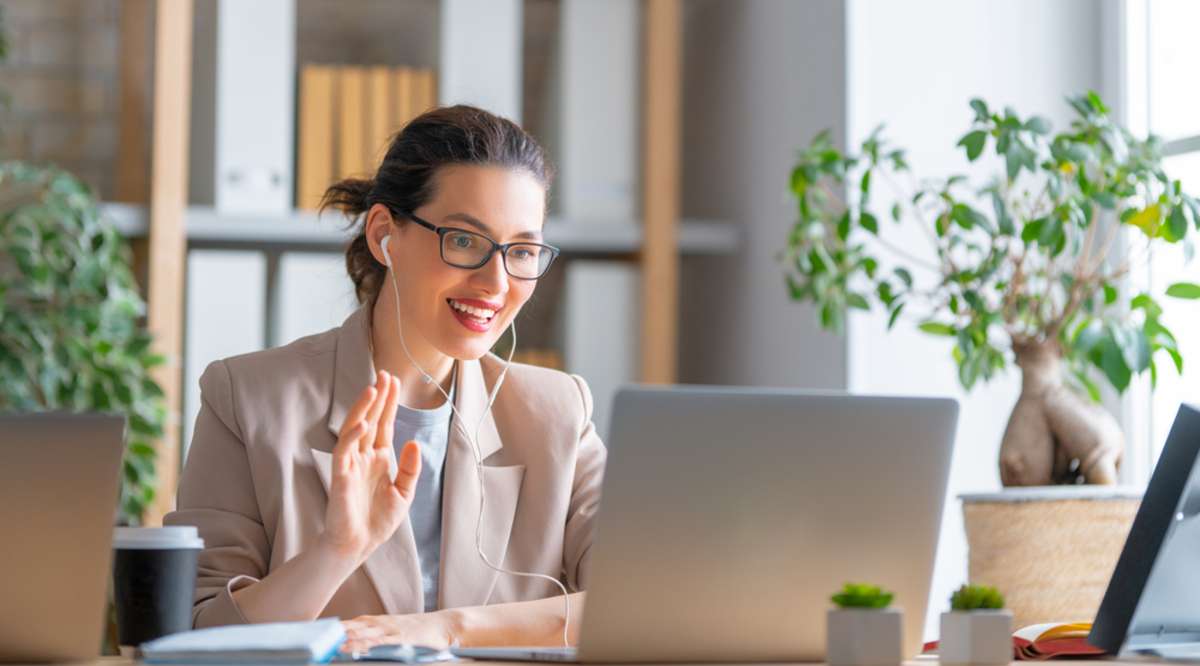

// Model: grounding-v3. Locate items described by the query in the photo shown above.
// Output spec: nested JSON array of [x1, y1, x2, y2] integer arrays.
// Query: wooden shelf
[[101, 203, 740, 255]]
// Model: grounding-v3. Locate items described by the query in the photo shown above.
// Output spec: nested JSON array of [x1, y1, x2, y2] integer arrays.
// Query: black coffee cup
[[112, 526, 204, 650]]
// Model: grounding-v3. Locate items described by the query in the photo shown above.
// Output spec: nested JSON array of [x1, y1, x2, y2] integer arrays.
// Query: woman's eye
[[451, 234, 474, 248]]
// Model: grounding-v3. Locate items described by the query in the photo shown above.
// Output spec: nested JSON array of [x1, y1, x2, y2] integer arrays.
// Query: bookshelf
[[102, 203, 738, 254], [128, 0, 715, 524]]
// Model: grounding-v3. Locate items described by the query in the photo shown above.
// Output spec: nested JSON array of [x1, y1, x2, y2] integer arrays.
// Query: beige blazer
[[164, 306, 606, 628]]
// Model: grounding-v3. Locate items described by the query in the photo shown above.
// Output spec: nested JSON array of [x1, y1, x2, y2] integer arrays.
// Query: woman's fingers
[[393, 440, 422, 501], [334, 420, 368, 473], [339, 385, 378, 441], [375, 376, 402, 450], [361, 371, 391, 453]]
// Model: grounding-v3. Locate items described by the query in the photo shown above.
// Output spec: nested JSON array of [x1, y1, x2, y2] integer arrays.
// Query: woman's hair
[[321, 104, 554, 305]]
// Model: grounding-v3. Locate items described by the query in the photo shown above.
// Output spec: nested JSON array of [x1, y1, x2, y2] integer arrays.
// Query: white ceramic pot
[[939, 610, 1013, 665], [826, 608, 903, 666]]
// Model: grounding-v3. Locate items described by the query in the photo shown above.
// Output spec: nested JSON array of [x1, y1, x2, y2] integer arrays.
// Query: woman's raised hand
[[319, 370, 422, 566]]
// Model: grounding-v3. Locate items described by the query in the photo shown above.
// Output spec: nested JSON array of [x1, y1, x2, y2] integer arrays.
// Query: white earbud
[[380, 235, 393, 267]]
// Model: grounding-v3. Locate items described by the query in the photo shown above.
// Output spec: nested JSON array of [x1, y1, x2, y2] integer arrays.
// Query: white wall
[[845, 0, 1110, 638], [679, 0, 848, 389]]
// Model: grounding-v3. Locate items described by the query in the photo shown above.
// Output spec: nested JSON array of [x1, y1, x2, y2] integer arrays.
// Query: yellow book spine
[[393, 66, 414, 130], [296, 64, 335, 210], [337, 66, 368, 180], [366, 65, 394, 168]]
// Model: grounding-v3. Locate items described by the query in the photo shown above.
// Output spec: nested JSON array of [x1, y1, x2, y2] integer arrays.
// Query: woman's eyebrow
[[443, 212, 543, 240]]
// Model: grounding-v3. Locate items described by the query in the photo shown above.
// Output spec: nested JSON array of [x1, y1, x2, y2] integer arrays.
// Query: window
[[1122, 0, 1200, 477]]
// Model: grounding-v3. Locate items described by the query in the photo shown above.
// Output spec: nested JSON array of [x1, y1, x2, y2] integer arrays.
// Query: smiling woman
[[164, 106, 605, 652]]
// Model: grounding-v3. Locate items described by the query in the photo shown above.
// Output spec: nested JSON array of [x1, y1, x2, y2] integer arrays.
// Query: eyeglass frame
[[395, 209, 561, 280]]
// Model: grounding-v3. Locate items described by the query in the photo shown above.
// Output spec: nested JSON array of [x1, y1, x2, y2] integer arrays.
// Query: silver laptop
[[0, 412, 127, 663], [453, 385, 958, 663]]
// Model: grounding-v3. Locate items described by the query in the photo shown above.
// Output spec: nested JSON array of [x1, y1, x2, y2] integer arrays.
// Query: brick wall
[[0, 0, 123, 200]]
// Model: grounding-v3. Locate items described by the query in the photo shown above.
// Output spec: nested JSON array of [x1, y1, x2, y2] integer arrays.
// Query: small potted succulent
[[826, 583, 903, 666], [940, 584, 1013, 666]]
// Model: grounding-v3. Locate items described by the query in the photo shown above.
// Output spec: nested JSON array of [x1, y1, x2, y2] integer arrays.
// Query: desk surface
[[11, 657, 1161, 666]]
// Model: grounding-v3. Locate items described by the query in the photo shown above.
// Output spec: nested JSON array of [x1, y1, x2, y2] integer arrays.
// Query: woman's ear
[[365, 204, 395, 266]]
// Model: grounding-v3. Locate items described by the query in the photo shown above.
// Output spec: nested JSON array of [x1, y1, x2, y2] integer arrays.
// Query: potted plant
[[783, 92, 1196, 625], [0, 161, 166, 524], [826, 583, 903, 666], [939, 584, 1012, 666], [783, 91, 1197, 486]]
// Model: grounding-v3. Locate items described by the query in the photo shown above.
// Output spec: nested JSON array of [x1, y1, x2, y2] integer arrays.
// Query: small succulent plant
[[950, 584, 1006, 611], [832, 582, 895, 609]]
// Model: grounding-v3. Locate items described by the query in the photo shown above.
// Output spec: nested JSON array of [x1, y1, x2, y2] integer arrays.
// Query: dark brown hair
[[321, 104, 554, 305]]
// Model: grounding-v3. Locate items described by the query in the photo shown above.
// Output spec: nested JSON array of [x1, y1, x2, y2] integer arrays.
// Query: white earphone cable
[[382, 235, 571, 646]]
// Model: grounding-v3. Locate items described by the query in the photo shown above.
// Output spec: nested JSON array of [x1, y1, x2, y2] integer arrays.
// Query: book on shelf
[[296, 63, 438, 210], [336, 66, 368, 181], [924, 621, 1106, 661], [366, 66, 394, 167], [296, 65, 335, 210]]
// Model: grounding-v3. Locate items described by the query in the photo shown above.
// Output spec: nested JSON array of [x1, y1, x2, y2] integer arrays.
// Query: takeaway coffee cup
[[112, 526, 204, 650]]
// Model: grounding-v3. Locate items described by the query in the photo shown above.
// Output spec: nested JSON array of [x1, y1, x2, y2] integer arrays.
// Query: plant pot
[[939, 610, 1013, 665], [826, 608, 903, 666], [961, 486, 1141, 628]]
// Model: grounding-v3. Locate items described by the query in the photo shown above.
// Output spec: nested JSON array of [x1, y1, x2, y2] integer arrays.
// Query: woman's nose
[[471, 250, 510, 294]]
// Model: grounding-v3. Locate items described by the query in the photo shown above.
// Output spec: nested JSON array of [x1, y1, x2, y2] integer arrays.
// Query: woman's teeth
[[449, 299, 497, 321]]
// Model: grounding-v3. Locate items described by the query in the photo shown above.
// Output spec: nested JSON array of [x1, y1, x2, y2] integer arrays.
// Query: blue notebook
[[141, 618, 347, 664]]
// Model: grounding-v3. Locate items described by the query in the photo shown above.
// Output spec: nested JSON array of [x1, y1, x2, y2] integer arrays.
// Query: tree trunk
[[998, 340, 1124, 486]]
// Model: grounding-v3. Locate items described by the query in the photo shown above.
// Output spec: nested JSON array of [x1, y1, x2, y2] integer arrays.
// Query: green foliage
[[831, 583, 894, 609], [0, 6, 9, 119], [950, 584, 1005, 611], [0, 162, 164, 525], [783, 91, 1197, 397]]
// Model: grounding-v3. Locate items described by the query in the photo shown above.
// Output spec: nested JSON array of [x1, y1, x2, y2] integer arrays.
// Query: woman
[[165, 106, 605, 652]]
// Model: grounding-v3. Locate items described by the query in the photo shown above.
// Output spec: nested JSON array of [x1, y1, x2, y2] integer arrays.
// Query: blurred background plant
[[784, 92, 1200, 486], [0, 162, 164, 524]]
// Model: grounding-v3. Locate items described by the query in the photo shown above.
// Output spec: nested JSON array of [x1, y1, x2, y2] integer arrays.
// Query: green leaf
[[1103, 284, 1117, 305], [1025, 116, 1051, 135], [1126, 204, 1163, 236], [919, 322, 957, 337], [891, 202, 902, 222], [861, 212, 879, 235], [958, 130, 988, 161], [847, 293, 870, 310], [894, 268, 913, 288], [1022, 218, 1045, 244], [969, 98, 989, 120], [887, 303, 905, 330], [1092, 335, 1132, 392], [1166, 282, 1200, 299], [837, 212, 851, 241], [1168, 205, 1188, 242]]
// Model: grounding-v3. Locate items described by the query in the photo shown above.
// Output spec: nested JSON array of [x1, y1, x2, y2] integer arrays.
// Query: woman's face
[[380, 164, 547, 361]]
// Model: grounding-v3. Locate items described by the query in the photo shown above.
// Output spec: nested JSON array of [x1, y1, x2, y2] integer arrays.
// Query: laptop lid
[[577, 386, 958, 663], [1089, 403, 1200, 655], [0, 412, 126, 663]]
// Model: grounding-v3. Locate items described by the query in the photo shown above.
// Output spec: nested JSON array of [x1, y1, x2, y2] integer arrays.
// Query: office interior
[[1, 0, 1198, 650]]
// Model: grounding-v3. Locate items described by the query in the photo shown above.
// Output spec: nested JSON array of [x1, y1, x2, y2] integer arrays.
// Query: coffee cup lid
[[113, 526, 205, 549]]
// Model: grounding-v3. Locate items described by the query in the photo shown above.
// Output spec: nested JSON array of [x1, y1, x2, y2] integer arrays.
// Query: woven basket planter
[[960, 486, 1141, 629]]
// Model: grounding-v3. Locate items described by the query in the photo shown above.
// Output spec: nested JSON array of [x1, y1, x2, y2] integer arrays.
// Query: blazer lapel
[[438, 358, 526, 609], [314, 305, 424, 615]]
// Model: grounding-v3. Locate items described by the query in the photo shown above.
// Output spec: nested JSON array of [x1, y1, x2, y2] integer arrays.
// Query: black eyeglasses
[[401, 211, 560, 280]]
